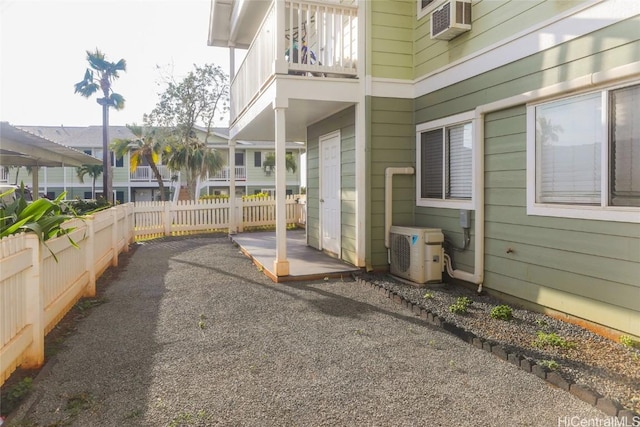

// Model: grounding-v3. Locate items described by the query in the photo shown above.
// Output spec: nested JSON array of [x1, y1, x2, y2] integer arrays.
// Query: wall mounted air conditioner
[[389, 226, 444, 284], [430, 0, 472, 41]]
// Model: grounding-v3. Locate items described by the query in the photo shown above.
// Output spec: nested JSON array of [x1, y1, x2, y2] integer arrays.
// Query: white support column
[[32, 166, 39, 200], [355, 101, 366, 267], [229, 139, 237, 234], [273, 99, 289, 276]]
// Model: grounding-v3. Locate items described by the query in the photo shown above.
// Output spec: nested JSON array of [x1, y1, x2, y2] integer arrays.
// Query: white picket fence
[[0, 204, 135, 385], [134, 195, 306, 240]]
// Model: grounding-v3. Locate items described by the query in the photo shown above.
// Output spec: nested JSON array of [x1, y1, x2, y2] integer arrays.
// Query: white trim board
[[369, 0, 639, 99]]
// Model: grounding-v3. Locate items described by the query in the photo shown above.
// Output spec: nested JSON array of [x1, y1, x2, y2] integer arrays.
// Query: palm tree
[[76, 164, 103, 199], [74, 49, 126, 204], [262, 152, 297, 176], [111, 124, 171, 201], [165, 135, 224, 200]]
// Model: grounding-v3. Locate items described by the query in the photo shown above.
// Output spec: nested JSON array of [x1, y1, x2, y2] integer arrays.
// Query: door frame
[[319, 130, 341, 256]]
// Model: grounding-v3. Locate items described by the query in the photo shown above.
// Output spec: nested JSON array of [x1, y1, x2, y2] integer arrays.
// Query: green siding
[[368, 96, 415, 270], [410, 18, 640, 335], [369, 0, 414, 79], [307, 107, 357, 264], [414, 0, 584, 79]]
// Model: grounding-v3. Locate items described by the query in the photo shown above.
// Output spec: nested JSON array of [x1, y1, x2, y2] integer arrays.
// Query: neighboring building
[[208, 0, 640, 337], [4, 125, 303, 202]]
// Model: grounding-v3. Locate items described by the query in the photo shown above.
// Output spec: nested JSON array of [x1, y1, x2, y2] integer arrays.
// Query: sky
[[0, 0, 232, 127]]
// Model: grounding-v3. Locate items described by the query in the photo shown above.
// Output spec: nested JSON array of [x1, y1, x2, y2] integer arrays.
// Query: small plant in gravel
[[490, 305, 513, 321], [538, 359, 560, 370], [620, 335, 640, 349], [65, 392, 94, 417], [423, 292, 434, 300], [0, 377, 32, 417], [449, 296, 473, 314], [533, 331, 576, 349]]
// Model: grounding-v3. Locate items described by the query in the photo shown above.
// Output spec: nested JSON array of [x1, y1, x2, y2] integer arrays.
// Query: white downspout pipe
[[384, 167, 415, 262], [446, 112, 484, 292]]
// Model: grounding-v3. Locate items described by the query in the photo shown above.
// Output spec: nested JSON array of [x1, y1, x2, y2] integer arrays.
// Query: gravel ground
[[7, 235, 611, 426], [357, 272, 640, 416]]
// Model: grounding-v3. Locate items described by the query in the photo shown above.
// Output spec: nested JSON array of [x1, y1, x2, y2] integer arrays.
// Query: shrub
[[449, 296, 473, 314], [66, 197, 111, 215], [538, 360, 559, 370], [490, 305, 513, 321], [620, 335, 640, 349], [533, 331, 576, 349]]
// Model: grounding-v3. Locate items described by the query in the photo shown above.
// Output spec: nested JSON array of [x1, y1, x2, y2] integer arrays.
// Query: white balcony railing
[[231, 0, 358, 122], [130, 165, 173, 182], [207, 166, 247, 182]]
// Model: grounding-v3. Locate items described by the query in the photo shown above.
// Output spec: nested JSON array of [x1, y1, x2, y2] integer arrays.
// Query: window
[[111, 152, 124, 168], [235, 152, 245, 166], [254, 151, 262, 167], [527, 82, 639, 222], [417, 112, 474, 209], [418, 0, 440, 19]]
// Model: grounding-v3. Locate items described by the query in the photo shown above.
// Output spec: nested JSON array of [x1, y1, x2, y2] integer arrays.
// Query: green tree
[[75, 164, 103, 199], [146, 63, 229, 200], [74, 49, 126, 204], [111, 124, 171, 201], [165, 138, 224, 200], [263, 152, 297, 176]]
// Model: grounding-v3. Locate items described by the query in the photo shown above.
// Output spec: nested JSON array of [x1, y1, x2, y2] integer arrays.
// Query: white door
[[320, 131, 341, 256]]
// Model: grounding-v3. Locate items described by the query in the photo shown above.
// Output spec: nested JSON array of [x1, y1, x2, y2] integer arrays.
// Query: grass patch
[[0, 377, 33, 417]]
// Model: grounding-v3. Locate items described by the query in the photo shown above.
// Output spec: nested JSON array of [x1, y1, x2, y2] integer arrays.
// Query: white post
[[111, 207, 119, 267], [84, 215, 96, 297], [274, 0, 288, 75], [22, 234, 44, 369], [273, 100, 289, 276], [164, 201, 172, 236], [229, 139, 237, 234]]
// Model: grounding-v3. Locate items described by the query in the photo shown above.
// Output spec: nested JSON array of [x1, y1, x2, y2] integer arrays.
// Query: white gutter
[[384, 167, 415, 249]]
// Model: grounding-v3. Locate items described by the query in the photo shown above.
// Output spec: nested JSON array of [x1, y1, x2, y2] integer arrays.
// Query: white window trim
[[416, 111, 475, 210], [526, 82, 640, 223], [417, 0, 445, 20]]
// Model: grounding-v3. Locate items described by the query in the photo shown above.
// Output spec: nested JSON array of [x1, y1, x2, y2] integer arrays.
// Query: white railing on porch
[[134, 195, 306, 240], [231, 0, 358, 122], [0, 204, 135, 385], [130, 165, 173, 182], [207, 166, 247, 181]]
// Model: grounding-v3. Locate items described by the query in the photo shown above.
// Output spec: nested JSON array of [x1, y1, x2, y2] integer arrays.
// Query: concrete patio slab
[[230, 229, 360, 282]]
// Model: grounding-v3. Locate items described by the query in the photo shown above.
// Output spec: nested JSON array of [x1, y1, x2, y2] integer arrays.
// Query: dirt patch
[[0, 244, 138, 420]]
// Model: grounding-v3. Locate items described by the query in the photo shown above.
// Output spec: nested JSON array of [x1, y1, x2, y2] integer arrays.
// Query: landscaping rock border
[[353, 276, 640, 422]]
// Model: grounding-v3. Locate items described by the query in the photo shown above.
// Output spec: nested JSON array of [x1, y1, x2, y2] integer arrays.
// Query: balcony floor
[[231, 229, 360, 282]]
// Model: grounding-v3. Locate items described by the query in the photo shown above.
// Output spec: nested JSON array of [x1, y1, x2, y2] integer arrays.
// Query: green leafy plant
[[67, 197, 111, 215], [620, 335, 640, 349], [449, 296, 473, 314], [490, 305, 513, 321], [423, 292, 434, 300], [538, 359, 559, 370], [0, 189, 80, 260], [0, 377, 33, 417], [533, 331, 576, 349]]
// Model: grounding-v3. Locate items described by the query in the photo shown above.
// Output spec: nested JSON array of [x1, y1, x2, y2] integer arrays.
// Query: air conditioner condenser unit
[[389, 226, 444, 285]]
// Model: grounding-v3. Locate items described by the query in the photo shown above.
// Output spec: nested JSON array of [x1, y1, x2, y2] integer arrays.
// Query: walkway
[[9, 235, 606, 426]]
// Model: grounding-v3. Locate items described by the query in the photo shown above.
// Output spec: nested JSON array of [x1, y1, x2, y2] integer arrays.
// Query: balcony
[[207, 166, 247, 182], [130, 165, 173, 182], [230, 0, 358, 124]]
